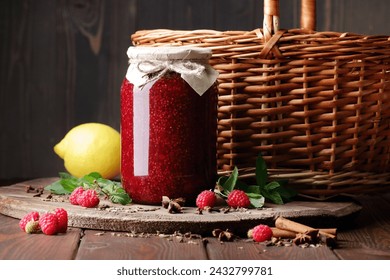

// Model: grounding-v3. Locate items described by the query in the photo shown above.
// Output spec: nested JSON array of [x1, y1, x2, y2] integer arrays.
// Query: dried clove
[[162, 196, 185, 214], [168, 200, 182, 214], [162, 196, 170, 209], [32, 186, 45, 197], [25, 185, 35, 193], [173, 197, 186, 207], [196, 206, 220, 215], [212, 228, 236, 242]]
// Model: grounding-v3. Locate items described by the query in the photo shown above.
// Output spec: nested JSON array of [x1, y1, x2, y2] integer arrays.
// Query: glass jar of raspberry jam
[[121, 47, 219, 205]]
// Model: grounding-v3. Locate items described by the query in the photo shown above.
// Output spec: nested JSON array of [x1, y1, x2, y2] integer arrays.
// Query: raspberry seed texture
[[252, 224, 273, 242], [227, 190, 251, 208], [196, 190, 216, 209], [39, 213, 59, 235], [54, 208, 68, 233], [78, 189, 100, 208], [69, 186, 85, 205]]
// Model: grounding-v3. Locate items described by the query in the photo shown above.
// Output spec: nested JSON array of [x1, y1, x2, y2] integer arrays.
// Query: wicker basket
[[131, 0, 390, 198]]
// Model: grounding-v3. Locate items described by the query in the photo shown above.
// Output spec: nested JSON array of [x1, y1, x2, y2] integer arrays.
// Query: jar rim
[[127, 46, 212, 61]]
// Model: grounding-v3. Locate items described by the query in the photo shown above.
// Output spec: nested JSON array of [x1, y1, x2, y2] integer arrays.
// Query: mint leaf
[[60, 178, 78, 193], [216, 176, 228, 186], [265, 181, 280, 190], [79, 172, 101, 185], [255, 154, 268, 187], [96, 178, 120, 190], [276, 186, 297, 202], [98, 178, 131, 205], [264, 181, 297, 202], [276, 179, 289, 187], [221, 166, 238, 193], [268, 191, 284, 205], [45, 180, 69, 195], [246, 192, 265, 208], [261, 188, 284, 205], [255, 154, 297, 204], [109, 191, 132, 205], [238, 184, 260, 194], [87, 172, 102, 179]]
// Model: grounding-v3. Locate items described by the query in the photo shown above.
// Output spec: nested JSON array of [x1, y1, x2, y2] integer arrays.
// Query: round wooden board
[[0, 178, 362, 235]]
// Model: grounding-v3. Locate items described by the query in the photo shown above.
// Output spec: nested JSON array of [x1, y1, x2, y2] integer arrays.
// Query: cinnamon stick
[[271, 227, 337, 239], [275, 216, 336, 246], [271, 227, 296, 239], [319, 228, 337, 236], [275, 216, 312, 232]]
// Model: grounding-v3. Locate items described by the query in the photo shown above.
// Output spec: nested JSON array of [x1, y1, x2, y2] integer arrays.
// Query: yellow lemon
[[54, 123, 120, 179]]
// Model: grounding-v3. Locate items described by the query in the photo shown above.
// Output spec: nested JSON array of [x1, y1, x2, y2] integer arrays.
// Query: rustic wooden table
[[1, 179, 390, 260]]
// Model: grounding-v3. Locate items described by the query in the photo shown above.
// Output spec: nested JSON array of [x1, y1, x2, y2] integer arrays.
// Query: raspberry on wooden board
[[227, 190, 251, 208]]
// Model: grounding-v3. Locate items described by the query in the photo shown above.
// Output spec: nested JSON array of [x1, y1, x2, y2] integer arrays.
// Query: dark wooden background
[[1, 0, 389, 182]]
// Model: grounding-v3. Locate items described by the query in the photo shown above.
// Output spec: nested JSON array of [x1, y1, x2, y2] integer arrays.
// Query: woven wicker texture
[[131, 0, 390, 197]]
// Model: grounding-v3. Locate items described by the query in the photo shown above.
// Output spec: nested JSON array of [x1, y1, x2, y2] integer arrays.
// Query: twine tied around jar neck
[[126, 47, 219, 96], [136, 59, 206, 89]]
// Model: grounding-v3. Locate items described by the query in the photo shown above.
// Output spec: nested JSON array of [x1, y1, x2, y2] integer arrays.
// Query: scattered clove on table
[[162, 196, 186, 214], [212, 228, 236, 242]]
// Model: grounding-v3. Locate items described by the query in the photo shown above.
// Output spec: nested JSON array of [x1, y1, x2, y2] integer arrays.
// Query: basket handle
[[301, 0, 316, 31], [263, 0, 316, 41]]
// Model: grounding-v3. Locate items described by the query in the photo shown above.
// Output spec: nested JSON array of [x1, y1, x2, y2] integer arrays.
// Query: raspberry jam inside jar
[[121, 47, 219, 205]]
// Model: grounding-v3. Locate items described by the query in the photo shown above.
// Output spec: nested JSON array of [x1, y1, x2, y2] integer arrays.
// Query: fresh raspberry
[[78, 189, 100, 208], [39, 213, 58, 235], [69, 186, 84, 205], [19, 211, 40, 232], [251, 224, 273, 242], [227, 190, 251, 208], [196, 190, 216, 209], [54, 208, 68, 233]]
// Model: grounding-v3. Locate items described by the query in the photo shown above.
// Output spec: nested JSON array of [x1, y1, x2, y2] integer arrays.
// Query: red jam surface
[[121, 73, 217, 205]]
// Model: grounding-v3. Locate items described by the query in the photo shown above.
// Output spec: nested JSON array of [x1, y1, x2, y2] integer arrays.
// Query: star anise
[[293, 229, 319, 245]]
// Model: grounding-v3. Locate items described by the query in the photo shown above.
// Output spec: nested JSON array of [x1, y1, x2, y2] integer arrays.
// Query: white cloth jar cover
[[126, 46, 219, 96]]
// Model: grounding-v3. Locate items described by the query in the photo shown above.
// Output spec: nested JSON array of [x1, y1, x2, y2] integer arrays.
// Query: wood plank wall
[[1, 0, 389, 181]]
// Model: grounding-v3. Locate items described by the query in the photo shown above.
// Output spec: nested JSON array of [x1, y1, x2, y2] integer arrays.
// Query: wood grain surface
[[333, 193, 390, 260], [76, 230, 208, 260], [205, 238, 339, 260]]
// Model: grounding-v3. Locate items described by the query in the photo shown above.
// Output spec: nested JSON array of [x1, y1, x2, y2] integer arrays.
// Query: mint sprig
[[216, 154, 297, 208], [45, 172, 132, 205], [216, 167, 265, 208], [255, 155, 297, 204]]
